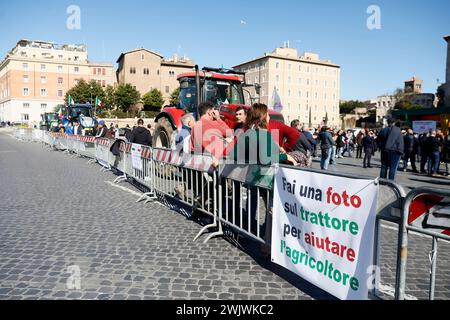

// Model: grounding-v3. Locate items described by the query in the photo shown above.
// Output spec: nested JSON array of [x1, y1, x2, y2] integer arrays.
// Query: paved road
[[0, 130, 449, 300]]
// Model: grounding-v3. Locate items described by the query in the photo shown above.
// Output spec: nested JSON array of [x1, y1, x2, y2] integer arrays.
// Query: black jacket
[[362, 136, 374, 150], [403, 134, 414, 153], [293, 131, 312, 156], [110, 139, 125, 156], [130, 126, 152, 146]]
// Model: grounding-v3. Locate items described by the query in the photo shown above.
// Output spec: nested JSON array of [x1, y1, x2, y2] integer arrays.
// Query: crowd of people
[[171, 103, 450, 182], [52, 119, 154, 146]]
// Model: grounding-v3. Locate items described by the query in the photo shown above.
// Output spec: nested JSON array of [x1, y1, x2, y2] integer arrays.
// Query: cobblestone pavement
[[0, 130, 449, 300]]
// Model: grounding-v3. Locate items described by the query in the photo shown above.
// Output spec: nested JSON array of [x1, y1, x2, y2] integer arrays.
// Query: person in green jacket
[[231, 103, 296, 257], [232, 103, 297, 165]]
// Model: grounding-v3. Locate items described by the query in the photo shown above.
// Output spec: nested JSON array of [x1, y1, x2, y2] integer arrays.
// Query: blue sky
[[0, 0, 449, 100]]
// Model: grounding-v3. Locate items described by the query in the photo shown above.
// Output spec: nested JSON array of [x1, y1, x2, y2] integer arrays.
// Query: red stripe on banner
[[443, 229, 450, 236], [408, 194, 445, 224]]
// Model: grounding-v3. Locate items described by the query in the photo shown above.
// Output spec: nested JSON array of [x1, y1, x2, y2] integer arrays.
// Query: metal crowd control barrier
[[95, 138, 112, 171], [219, 163, 407, 299], [395, 187, 450, 300], [12, 128, 415, 300]]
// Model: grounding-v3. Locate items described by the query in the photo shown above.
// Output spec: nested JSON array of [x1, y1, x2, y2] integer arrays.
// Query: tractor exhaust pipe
[[195, 65, 201, 120]]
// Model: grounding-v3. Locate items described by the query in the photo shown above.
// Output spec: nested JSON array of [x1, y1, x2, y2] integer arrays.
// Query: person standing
[[356, 130, 365, 159], [362, 131, 375, 168], [426, 130, 442, 176], [235, 106, 247, 136], [130, 119, 152, 146], [318, 126, 334, 170], [402, 128, 417, 172], [73, 121, 82, 135], [378, 119, 404, 180], [419, 132, 430, 174], [95, 120, 108, 138]]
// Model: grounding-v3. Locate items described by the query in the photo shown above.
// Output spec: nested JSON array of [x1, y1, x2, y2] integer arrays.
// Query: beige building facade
[[233, 46, 341, 128], [444, 35, 450, 107], [0, 39, 115, 125], [116, 49, 194, 106]]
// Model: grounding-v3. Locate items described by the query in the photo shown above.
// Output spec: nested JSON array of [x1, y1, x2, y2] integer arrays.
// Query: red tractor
[[152, 66, 285, 148]]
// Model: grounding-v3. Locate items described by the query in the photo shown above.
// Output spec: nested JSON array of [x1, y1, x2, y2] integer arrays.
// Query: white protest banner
[[412, 121, 436, 134], [131, 143, 143, 171], [271, 167, 378, 300]]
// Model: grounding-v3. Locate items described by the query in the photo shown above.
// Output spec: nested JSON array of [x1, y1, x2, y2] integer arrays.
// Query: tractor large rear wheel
[[153, 117, 174, 148]]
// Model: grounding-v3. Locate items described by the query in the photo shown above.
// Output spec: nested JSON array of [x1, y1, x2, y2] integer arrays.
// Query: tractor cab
[[153, 66, 284, 148], [39, 112, 59, 131]]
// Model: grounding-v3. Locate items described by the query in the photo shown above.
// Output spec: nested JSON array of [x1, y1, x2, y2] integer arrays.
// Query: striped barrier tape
[[408, 194, 450, 236]]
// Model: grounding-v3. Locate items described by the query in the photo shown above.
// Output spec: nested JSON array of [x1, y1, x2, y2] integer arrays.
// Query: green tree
[[104, 85, 116, 110], [169, 87, 180, 106], [65, 79, 105, 105], [339, 100, 366, 114], [142, 88, 164, 111], [114, 84, 141, 112]]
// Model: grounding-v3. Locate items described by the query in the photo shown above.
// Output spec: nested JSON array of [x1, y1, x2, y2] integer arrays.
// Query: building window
[[58, 54, 63, 60], [315, 80, 318, 86], [307, 79, 310, 85], [324, 93, 327, 100], [306, 92, 309, 98], [288, 64, 291, 70], [56, 77, 62, 85], [58, 65, 63, 72], [102, 68, 106, 76], [165, 86, 170, 93], [288, 76, 291, 83], [102, 80, 106, 87], [276, 75, 279, 82], [143, 68, 149, 75], [23, 75, 29, 83], [23, 103, 30, 109], [74, 56, 79, 61], [315, 92, 318, 99], [41, 76, 46, 84], [57, 90, 63, 97], [23, 88, 29, 96], [298, 91, 301, 97], [74, 67, 79, 73], [276, 62, 279, 69], [157, 70, 160, 76], [288, 90, 291, 97], [21, 114, 29, 121], [307, 66, 310, 73], [41, 64, 46, 71], [325, 80, 328, 87], [97, 68, 101, 74], [41, 103, 47, 109], [23, 63, 28, 70], [40, 89, 47, 97], [299, 65, 302, 71], [93, 68, 97, 75], [130, 67, 136, 74], [141, 53, 145, 61]]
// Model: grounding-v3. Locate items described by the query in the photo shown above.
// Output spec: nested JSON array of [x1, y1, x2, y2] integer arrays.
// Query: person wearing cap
[[95, 120, 108, 138]]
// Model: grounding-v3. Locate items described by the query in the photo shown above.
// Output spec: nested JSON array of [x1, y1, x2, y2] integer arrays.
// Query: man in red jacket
[[268, 120, 300, 152]]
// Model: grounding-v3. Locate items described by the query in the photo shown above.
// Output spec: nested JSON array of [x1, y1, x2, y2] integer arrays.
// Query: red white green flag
[[95, 96, 104, 109]]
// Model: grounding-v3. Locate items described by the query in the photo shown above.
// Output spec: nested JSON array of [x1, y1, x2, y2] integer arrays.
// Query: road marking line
[[105, 181, 142, 197], [378, 284, 418, 300]]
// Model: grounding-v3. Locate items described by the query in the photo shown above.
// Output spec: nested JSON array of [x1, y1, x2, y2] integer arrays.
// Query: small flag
[[95, 96, 104, 109], [68, 95, 75, 105], [58, 107, 63, 119], [271, 87, 283, 112]]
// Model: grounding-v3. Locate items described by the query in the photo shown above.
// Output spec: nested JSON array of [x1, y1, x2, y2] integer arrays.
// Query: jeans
[[321, 147, 332, 170], [329, 146, 337, 165], [363, 148, 373, 167], [380, 150, 402, 180], [336, 147, 343, 157], [403, 150, 417, 171], [428, 151, 440, 175], [356, 145, 363, 158]]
